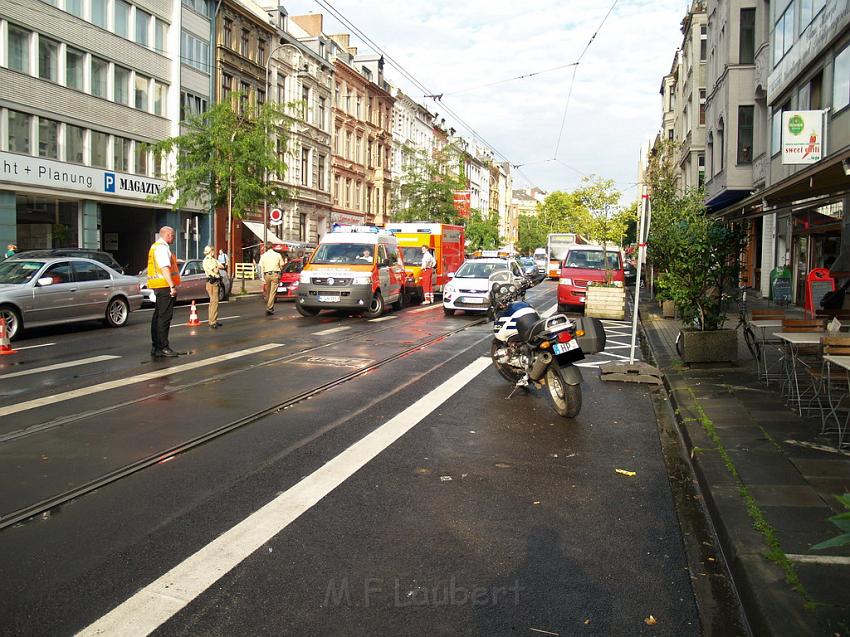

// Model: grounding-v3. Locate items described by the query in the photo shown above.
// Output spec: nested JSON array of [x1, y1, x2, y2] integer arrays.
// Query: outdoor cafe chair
[[777, 319, 825, 411], [804, 335, 850, 423], [750, 308, 786, 383]]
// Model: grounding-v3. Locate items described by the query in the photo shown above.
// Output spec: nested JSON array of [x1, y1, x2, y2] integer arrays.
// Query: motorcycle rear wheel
[[490, 340, 524, 384], [545, 364, 582, 418]]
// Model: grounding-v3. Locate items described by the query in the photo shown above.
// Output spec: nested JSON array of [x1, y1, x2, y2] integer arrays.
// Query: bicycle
[[674, 288, 759, 360]]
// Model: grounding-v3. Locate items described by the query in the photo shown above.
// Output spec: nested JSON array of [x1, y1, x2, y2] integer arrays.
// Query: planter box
[[680, 328, 737, 363], [662, 300, 676, 318], [585, 285, 626, 320]]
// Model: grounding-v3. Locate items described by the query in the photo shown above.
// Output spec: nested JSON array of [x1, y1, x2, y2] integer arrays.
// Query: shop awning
[[241, 220, 285, 245]]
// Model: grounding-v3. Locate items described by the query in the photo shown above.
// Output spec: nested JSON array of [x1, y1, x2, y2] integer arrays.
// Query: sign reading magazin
[[782, 110, 824, 165], [0, 151, 166, 201]]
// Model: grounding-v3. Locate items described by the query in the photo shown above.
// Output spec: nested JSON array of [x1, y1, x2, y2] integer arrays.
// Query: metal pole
[[629, 186, 649, 364]]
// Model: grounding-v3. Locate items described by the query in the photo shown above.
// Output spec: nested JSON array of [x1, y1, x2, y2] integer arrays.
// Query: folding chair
[[779, 319, 825, 413], [751, 309, 786, 384]]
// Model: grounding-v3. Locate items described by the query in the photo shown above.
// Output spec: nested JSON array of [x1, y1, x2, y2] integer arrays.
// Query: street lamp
[[264, 41, 305, 248]]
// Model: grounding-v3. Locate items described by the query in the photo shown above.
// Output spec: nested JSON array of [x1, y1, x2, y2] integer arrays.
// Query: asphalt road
[[0, 282, 701, 636]]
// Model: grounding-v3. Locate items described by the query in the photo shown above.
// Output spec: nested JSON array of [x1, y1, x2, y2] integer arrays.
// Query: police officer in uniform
[[258, 243, 284, 315], [203, 245, 224, 328], [148, 226, 181, 357]]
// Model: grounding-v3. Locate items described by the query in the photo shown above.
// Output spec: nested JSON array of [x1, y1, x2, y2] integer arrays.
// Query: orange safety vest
[[147, 242, 181, 289]]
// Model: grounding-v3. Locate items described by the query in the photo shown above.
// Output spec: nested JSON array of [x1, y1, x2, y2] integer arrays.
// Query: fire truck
[[386, 223, 465, 303]]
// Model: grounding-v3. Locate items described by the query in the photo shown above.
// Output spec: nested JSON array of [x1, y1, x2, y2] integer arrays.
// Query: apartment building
[[0, 0, 213, 272], [390, 86, 435, 216]]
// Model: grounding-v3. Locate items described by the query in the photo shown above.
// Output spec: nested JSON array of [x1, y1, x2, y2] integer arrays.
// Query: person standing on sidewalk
[[148, 226, 181, 357], [203, 245, 224, 329], [420, 245, 437, 304], [258, 243, 283, 315]]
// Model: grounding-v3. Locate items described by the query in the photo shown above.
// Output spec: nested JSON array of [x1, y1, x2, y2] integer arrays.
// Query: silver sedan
[[138, 259, 233, 305], [0, 257, 143, 340]]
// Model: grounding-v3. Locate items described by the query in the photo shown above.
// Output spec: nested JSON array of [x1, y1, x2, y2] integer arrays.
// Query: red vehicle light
[[556, 331, 573, 344]]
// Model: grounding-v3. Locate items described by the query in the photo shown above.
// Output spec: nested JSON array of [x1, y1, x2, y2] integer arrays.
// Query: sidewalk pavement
[[228, 277, 263, 298], [640, 297, 850, 636]]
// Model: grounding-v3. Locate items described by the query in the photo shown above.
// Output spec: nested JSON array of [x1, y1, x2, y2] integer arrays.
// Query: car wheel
[[363, 291, 384, 319], [218, 284, 228, 302], [391, 287, 405, 311], [0, 305, 22, 341], [296, 303, 320, 317], [443, 307, 456, 316], [104, 297, 129, 327]]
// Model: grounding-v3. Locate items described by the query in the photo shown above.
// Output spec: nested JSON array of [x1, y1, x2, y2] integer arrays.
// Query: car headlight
[[299, 272, 311, 284], [444, 285, 455, 295], [559, 278, 573, 285], [353, 276, 372, 285]]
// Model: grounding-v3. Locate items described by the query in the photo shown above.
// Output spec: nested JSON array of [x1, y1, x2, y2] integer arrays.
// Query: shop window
[[91, 0, 107, 28], [114, 0, 130, 38], [114, 66, 130, 104], [8, 25, 31, 74], [65, 124, 84, 164], [91, 57, 108, 98], [38, 36, 59, 82], [91, 131, 109, 168], [8, 111, 32, 154], [66, 47, 84, 90], [38, 118, 59, 159]]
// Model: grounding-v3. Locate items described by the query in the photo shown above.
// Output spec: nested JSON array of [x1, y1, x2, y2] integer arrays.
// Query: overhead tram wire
[[434, 62, 579, 98], [311, 0, 535, 184], [552, 0, 619, 159]]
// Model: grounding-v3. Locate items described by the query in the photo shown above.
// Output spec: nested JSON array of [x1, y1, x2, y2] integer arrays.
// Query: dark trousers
[[151, 288, 175, 352]]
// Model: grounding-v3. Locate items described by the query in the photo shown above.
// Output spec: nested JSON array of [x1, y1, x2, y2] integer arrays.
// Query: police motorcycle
[[488, 271, 602, 419]]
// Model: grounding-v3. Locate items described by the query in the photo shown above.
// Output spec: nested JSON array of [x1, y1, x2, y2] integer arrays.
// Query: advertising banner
[[453, 190, 471, 218], [782, 111, 824, 165]]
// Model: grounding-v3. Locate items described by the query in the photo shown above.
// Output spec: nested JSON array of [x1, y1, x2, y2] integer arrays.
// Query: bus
[[547, 233, 577, 278]]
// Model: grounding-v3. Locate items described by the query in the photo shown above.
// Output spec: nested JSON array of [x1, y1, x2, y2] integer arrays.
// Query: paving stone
[[747, 485, 828, 508], [789, 457, 850, 478], [725, 450, 808, 486]]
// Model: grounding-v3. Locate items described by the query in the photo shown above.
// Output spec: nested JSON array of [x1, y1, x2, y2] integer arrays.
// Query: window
[[91, 0, 107, 28], [91, 57, 108, 97], [345, 130, 350, 158], [318, 155, 326, 190], [257, 88, 265, 106], [66, 47, 84, 90], [740, 9, 755, 64], [114, 0, 130, 38], [222, 73, 232, 100], [240, 29, 249, 57], [771, 105, 787, 155], [7, 25, 30, 74], [74, 261, 110, 282], [65, 0, 83, 18], [114, 66, 130, 104], [802, 0, 826, 28], [91, 131, 109, 168], [223, 19, 232, 48], [700, 25, 707, 61], [38, 117, 59, 158], [66, 124, 84, 163], [8, 111, 31, 154], [299, 213, 307, 242], [239, 81, 250, 113], [181, 31, 210, 72], [668, 128, 674, 141], [834, 46, 850, 112], [356, 94, 362, 118], [277, 78, 286, 103], [737, 105, 754, 164], [809, 71, 823, 110], [334, 82, 340, 105], [699, 89, 706, 125], [136, 9, 151, 47], [135, 74, 150, 110], [774, 4, 794, 66], [155, 20, 167, 53], [302, 85, 310, 119], [334, 175, 340, 203], [301, 147, 310, 186], [114, 136, 130, 171], [180, 91, 208, 120], [355, 135, 362, 163], [38, 37, 59, 82], [334, 127, 341, 154], [345, 178, 351, 207], [135, 142, 149, 175], [182, 0, 211, 17], [698, 153, 705, 188], [258, 39, 266, 65], [154, 81, 166, 116], [318, 96, 326, 128]]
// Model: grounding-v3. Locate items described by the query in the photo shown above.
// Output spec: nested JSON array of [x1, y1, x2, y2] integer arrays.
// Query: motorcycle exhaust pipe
[[528, 352, 552, 381]]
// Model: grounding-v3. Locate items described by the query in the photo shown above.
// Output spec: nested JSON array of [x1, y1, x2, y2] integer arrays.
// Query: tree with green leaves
[[150, 95, 292, 264], [517, 213, 547, 255], [392, 143, 468, 223], [465, 210, 502, 251], [537, 191, 591, 236]]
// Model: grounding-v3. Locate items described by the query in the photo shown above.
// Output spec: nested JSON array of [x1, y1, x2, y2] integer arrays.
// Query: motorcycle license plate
[[462, 297, 485, 304], [318, 295, 340, 302], [278, 286, 287, 292], [553, 340, 580, 355]]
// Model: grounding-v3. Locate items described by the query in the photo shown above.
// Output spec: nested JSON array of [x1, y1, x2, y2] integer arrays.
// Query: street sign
[[269, 208, 284, 226]]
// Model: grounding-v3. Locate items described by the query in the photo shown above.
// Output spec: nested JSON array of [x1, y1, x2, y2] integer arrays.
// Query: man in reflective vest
[[148, 226, 181, 357]]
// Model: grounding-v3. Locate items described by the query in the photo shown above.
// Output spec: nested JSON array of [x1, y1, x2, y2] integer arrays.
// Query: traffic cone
[[187, 300, 201, 326], [0, 317, 16, 355]]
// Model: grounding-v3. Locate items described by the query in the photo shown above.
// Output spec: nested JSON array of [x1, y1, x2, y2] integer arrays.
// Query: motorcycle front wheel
[[545, 364, 582, 418], [490, 339, 524, 384]]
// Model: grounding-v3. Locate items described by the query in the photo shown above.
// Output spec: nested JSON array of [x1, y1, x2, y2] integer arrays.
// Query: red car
[[557, 245, 625, 312], [275, 259, 304, 300]]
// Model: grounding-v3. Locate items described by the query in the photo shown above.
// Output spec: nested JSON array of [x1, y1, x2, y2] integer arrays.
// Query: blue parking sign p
[[104, 172, 116, 192]]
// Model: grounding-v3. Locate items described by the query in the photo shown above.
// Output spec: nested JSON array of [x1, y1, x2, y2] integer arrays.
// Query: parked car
[[442, 258, 526, 316], [274, 258, 305, 300], [0, 257, 143, 340], [624, 260, 638, 287], [557, 245, 625, 312], [12, 249, 125, 273], [138, 259, 233, 305], [519, 256, 546, 285]]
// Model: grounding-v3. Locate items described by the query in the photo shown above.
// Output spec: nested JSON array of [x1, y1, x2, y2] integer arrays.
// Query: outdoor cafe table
[[821, 354, 850, 448], [751, 319, 783, 383], [773, 331, 825, 414]]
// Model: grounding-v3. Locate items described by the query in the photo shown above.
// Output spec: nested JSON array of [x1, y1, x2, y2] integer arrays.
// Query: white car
[[442, 258, 526, 316]]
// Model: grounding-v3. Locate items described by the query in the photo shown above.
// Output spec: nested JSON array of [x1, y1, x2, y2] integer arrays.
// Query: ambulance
[[296, 226, 406, 318], [386, 223, 465, 303]]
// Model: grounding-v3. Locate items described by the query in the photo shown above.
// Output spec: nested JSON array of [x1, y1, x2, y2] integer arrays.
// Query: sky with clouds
[[284, 0, 688, 203]]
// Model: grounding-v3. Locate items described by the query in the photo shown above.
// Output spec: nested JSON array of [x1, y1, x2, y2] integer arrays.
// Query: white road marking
[[12, 343, 56, 351], [541, 304, 557, 318], [0, 344, 283, 419], [77, 356, 492, 637], [0, 355, 119, 380], [174, 315, 239, 328], [368, 316, 397, 322], [787, 554, 850, 565], [314, 326, 351, 335], [410, 304, 442, 313]]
